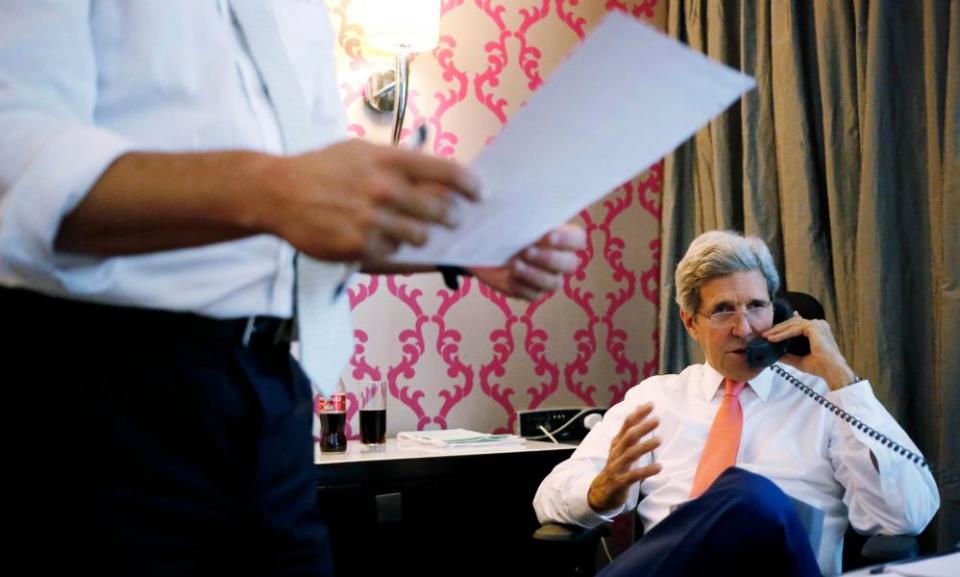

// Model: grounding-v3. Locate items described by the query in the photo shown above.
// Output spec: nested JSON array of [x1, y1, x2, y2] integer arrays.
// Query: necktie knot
[[724, 379, 746, 398]]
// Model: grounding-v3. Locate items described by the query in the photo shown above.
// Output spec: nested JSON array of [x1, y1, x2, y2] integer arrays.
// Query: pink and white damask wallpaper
[[325, 0, 666, 436]]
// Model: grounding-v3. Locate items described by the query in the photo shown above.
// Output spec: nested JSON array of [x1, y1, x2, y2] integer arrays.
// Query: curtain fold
[[659, 0, 959, 550]]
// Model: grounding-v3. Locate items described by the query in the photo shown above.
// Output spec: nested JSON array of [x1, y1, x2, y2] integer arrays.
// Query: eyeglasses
[[697, 301, 772, 328]]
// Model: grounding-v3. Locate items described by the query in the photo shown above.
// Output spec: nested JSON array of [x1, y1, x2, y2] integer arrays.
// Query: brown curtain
[[658, 0, 960, 550]]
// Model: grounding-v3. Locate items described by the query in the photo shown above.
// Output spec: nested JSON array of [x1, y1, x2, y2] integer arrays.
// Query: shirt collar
[[700, 362, 774, 403]]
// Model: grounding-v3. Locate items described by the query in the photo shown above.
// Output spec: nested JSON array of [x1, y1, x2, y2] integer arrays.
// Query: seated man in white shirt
[[533, 230, 940, 577]]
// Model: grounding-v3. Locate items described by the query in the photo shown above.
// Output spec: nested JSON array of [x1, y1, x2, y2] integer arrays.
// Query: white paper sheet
[[841, 551, 960, 576], [396, 428, 525, 448], [389, 11, 755, 266], [886, 552, 960, 576]]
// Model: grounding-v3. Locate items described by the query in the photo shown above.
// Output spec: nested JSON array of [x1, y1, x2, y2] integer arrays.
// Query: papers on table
[[841, 551, 959, 576], [397, 428, 525, 448], [390, 11, 755, 266]]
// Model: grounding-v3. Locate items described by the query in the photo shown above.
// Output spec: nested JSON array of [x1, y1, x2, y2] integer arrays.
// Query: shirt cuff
[[567, 474, 625, 526], [0, 124, 133, 285]]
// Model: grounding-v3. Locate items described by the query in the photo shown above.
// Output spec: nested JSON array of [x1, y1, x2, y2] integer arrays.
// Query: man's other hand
[[469, 223, 586, 301], [587, 403, 661, 513]]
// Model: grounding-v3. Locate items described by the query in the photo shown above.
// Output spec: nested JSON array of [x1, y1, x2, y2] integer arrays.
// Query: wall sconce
[[361, 0, 440, 145]]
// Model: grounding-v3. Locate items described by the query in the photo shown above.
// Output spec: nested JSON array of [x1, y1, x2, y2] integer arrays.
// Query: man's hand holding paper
[[470, 224, 586, 301]]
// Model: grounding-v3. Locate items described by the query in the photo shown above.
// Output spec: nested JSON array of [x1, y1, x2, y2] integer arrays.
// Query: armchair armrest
[[532, 523, 612, 577], [533, 522, 610, 543], [860, 535, 918, 563]]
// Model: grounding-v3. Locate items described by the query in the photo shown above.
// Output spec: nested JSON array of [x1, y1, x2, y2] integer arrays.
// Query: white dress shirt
[[0, 0, 347, 318], [533, 362, 940, 576]]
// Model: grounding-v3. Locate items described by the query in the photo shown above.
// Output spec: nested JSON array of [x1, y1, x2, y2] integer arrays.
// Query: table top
[[315, 438, 574, 466]]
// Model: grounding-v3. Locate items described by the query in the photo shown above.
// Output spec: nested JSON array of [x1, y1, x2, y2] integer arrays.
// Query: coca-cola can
[[332, 392, 346, 412]]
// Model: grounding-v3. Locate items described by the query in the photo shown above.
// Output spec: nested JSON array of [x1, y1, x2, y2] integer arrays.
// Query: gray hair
[[675, 230, 780, 314]]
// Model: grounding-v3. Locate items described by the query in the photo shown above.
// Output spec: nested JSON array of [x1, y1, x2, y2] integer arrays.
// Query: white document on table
[[390, 11, 755, 266], [841, 551, 960, 576], [397, 429, 525, 448]]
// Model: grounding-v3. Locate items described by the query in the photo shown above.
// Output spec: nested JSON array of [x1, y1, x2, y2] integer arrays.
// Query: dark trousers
[[2, 288, 333, 576], [597, 468, 822, 577]]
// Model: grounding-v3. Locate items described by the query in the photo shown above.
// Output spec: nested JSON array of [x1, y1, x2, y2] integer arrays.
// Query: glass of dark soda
[[358, 380, 387, 452]]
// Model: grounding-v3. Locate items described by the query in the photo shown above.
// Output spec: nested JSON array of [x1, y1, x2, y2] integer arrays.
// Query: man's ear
[[680, 309, 699, 340]]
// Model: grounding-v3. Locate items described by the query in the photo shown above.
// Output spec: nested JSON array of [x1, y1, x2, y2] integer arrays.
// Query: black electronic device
[[746, 291, 822, 368], [518, 407, 607, 444]]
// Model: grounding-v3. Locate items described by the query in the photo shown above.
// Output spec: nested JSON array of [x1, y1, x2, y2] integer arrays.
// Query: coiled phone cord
[[769, 363, 929, 469]]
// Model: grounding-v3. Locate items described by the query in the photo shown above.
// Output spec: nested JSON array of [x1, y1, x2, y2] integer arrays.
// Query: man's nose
[[731, 311, 754, 338]]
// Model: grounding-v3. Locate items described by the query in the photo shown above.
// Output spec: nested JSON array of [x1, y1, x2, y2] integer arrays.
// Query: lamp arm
[[391, 52, 411, 146]]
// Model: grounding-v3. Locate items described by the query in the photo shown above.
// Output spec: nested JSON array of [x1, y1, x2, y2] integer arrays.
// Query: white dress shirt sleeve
[[533, 391, 650, 527], [0, 2, 134, 289], [827, 380, 940, 534]]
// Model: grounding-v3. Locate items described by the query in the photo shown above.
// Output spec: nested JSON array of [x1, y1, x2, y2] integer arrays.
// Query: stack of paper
[[397, 429, 526, 448]]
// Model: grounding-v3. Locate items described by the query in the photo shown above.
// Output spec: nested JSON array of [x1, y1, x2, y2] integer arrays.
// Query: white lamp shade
[[363, 0, 441, 53]]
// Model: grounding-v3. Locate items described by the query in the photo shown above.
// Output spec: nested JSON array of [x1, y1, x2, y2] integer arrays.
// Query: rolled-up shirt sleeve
[[0, 1, 133, 290], [533, 397, 646, 527], [827, 380, 940, 535]]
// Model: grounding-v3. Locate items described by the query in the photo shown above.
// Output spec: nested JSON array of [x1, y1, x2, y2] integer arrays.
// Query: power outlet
[[517, 407, 606, 443]]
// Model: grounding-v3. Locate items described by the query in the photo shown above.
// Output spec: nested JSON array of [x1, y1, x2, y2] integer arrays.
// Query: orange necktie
[[689, 379, 747, 498]]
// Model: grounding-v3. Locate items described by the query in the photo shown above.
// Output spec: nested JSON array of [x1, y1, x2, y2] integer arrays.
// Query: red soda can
[[318, 395, 347, 453], [332, 392, 346, 412]]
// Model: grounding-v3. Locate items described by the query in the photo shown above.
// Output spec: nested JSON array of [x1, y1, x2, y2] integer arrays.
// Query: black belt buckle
[[241, 317, 292, 347]]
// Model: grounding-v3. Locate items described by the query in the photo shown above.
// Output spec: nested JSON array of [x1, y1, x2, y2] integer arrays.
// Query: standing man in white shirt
[[534, 230, 939, 576], [0, 2, 584, 575]]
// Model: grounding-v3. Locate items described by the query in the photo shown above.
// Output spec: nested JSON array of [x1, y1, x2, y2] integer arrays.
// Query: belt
[[0, 287, 293, 349]]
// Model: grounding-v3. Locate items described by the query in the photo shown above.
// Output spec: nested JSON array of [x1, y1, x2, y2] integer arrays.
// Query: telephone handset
[[746, 293, 818, 369], [745, 292, 930, 471]]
